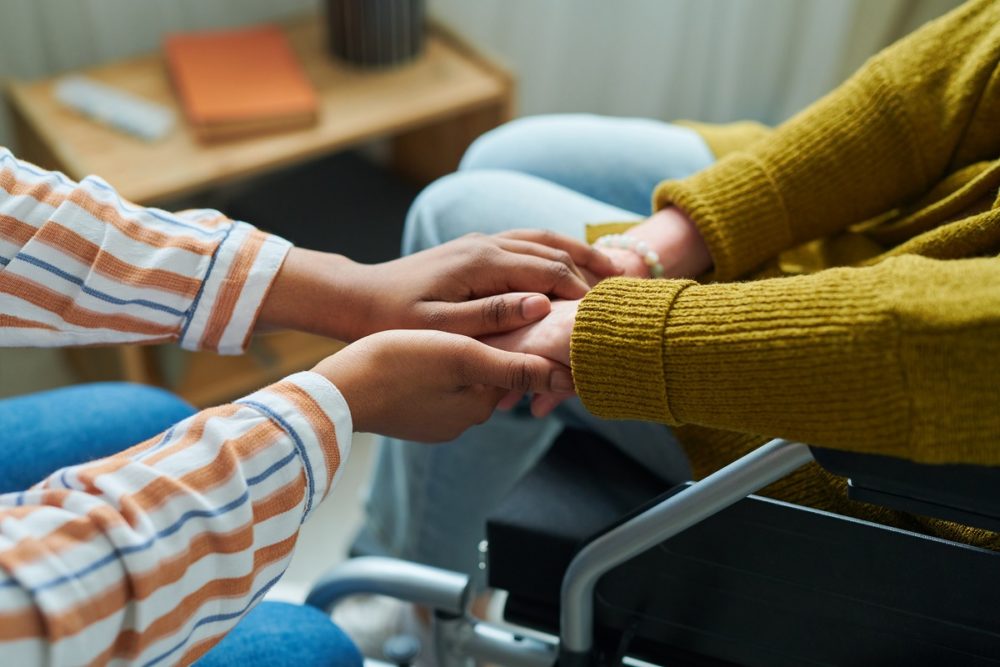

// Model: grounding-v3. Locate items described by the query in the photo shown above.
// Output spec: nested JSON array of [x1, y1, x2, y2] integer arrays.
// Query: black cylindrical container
[[325, 0, 426, 67]]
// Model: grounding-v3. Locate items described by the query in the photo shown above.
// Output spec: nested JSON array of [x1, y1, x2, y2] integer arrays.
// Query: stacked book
[[165, 25, 318, 142]]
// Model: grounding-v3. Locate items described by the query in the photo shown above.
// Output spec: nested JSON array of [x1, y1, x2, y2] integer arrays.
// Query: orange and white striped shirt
[[0, 149, 353, 665]]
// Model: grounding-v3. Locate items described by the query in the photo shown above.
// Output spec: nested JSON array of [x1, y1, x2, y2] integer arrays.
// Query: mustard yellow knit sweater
[[571, 0, 1000, 542]]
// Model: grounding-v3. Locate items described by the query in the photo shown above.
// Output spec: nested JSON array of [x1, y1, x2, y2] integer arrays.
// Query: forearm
[[0, 149, 290, 353], [0, 371, 351, 666], [572, 255, 1000, 464], [256, 247, 372, 343]]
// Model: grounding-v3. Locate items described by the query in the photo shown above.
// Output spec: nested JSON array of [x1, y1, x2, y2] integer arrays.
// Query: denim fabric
[[0, 382, 195, 493], [197, 601, 362, 667]]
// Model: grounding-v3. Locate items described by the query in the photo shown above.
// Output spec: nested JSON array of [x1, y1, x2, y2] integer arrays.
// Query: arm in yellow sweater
[[654, 0, 1000, 280], [571, 252, 1000, 465]]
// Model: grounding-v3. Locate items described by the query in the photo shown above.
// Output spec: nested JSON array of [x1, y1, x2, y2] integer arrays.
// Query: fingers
[[497, 390, 524, 411], [424, 292, 551, 336], [497, 229, 623, 279], [459, 339, 575, 394], [530, 392, 573, 418], [500, 253, 591, 300], [495, 237, 588, 281]]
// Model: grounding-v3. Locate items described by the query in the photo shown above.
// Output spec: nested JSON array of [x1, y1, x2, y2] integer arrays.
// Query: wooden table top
[[7, 16, 510, 204]]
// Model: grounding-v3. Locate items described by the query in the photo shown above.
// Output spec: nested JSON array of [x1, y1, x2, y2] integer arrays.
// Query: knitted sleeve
[[653, 0, 1000, 280], [571, 252, 1000, 465]]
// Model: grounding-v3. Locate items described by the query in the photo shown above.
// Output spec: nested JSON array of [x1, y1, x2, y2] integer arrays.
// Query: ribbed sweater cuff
[[571, 277, 694, 424], [654, 155, 791, 281]]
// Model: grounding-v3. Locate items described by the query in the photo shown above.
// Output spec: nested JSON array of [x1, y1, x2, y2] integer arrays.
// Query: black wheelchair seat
[[486, 429, 1000, 666]]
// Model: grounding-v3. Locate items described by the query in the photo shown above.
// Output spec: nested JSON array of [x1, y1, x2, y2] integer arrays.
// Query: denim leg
[[399, 168, 640, 254], [460, 114, 715, 214], [197, 601, 362, 667], [0, 383, 195, 493]]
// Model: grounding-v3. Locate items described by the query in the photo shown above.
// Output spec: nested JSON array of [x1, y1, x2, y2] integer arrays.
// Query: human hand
[[359, 230, 619, 338], [312, 329, 574, 442], [592, 207, 712, 280], [259, 231, 620, 342], [481, 299, 580, 417]]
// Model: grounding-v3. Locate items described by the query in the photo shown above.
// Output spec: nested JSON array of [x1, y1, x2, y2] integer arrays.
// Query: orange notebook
[[165, 25, 318, 141]]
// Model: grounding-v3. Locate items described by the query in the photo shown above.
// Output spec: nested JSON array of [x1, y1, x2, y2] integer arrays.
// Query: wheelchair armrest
[[810, 447, 1000, 532]]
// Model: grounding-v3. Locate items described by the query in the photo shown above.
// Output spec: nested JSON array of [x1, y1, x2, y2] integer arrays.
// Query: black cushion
[[811, 446, 1000, 532], [487, 430, 1000, 666]]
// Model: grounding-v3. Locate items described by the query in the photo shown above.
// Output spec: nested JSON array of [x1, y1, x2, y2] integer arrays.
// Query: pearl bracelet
[[593, 233, 665, 278]]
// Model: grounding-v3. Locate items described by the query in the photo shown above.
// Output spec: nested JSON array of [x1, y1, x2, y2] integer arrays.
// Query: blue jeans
[[0, 383, 361, 667], [357, 114, 716, 586]]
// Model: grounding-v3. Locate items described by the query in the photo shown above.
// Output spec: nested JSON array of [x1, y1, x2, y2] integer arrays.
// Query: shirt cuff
[[180, 221, 292, 354], [237, 371, 353, 520]]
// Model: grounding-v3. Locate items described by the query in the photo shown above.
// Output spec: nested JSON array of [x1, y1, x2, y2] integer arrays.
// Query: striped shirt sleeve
[[0, 371, 352, 666], [0, 148, 291, 354]]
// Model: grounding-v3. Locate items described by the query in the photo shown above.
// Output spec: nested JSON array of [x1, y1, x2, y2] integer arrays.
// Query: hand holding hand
[[312, 330, 574, 442], [481, 299, 580, 417], [360, 230, 619, 337], [260, 230, 620, 342]]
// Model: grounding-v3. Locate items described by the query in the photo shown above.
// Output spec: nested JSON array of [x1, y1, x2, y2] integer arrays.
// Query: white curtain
[[429, 0, 963, 124]]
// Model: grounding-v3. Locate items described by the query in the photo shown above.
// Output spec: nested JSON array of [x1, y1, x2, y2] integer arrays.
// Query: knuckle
[[507, 358, 532, 391], [422, 306, 449, 330], [471, 244, 497, 266], [550, 262, 573, 285], [553, 250, 573, 266], [483, 295, 511, 328], [451, 345, 475, 385]]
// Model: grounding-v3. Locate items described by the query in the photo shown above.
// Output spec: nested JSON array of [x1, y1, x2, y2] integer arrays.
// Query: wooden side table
[[5, 16, 514, 407]]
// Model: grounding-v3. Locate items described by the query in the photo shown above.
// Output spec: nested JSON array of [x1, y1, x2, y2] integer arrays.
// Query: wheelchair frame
[[306, 439, 814, 667]]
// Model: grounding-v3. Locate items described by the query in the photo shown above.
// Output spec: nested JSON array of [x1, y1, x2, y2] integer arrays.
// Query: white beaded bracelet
[[593, 233, 665, 278]]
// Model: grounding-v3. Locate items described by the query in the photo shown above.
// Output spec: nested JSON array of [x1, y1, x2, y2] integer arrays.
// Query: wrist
[[631, 207, 713, 277], [257, 247, 370, 342], [594, 234, 665, 279]]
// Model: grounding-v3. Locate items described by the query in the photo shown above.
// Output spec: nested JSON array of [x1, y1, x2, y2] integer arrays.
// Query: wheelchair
[[306, 427, 1000, 666]]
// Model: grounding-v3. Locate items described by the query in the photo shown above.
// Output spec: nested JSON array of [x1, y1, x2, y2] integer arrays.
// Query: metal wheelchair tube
[[560, 438, 815, 656], [436, 616, 557, 667], [304, 556, 471, 616]]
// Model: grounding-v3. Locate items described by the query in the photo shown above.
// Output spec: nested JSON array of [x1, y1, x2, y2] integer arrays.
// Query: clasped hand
[[259, 230, 615, 442], [262, 208, 711, 441]]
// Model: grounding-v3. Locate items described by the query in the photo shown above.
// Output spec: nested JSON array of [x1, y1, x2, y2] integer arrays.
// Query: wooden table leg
[[63, 345, 162, 386]]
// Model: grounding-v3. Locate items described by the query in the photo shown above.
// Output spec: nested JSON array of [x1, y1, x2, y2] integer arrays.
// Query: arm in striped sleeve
[[0, 148, 291, 354], [0, 371, 351, 666]]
